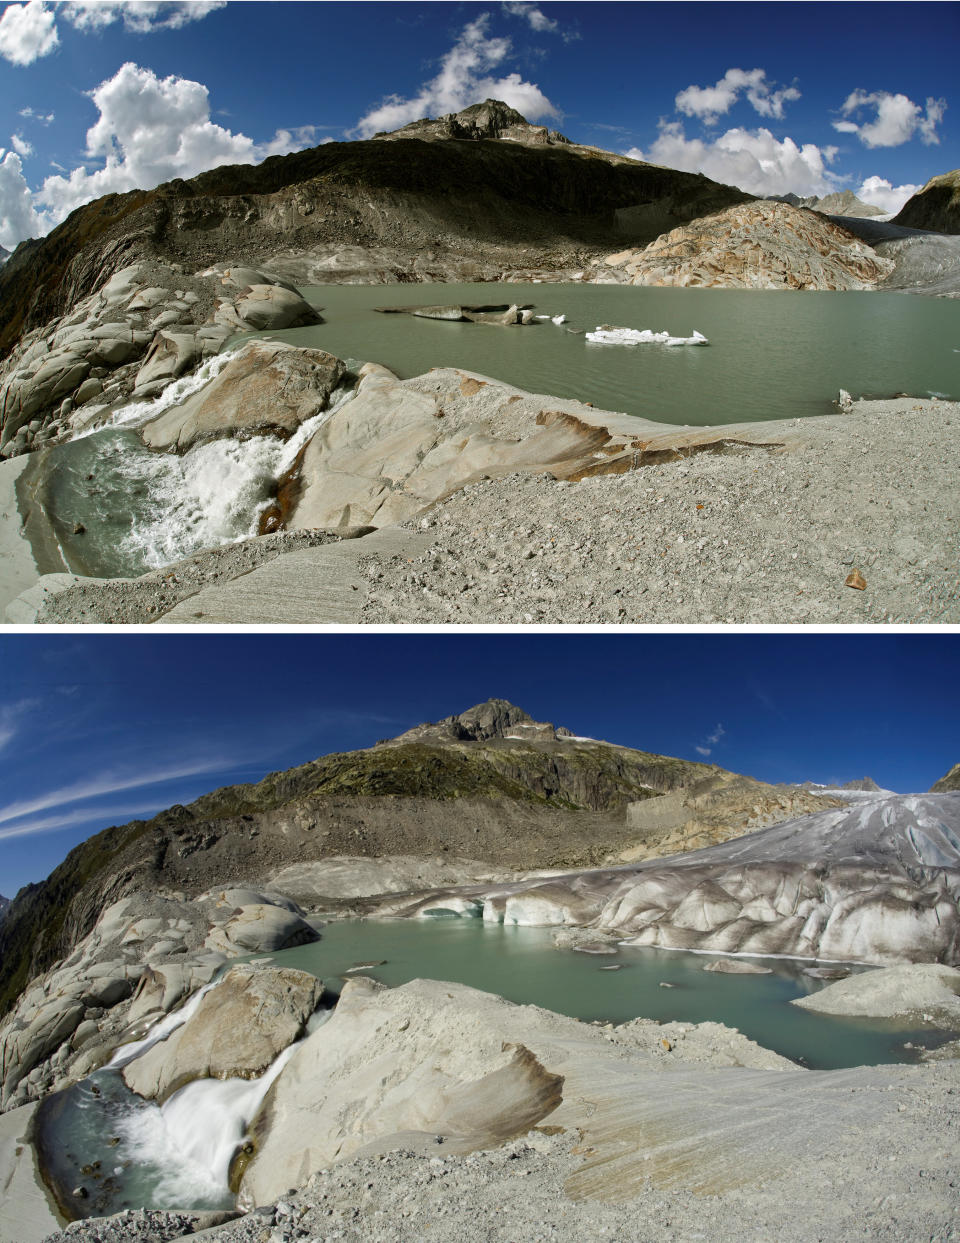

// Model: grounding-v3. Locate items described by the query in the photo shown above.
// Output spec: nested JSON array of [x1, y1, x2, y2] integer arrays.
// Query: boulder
[[140, 342, 344, 453], [135, 331, 200, 390], [232, 284, 323, 331], [239, 978, 563, 1207], [203, 904, 319, 955], [122, 964, 323, 1101]]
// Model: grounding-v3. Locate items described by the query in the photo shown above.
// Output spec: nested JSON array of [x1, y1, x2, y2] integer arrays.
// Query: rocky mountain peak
[[383, 698, 574, 745], [377, 98, 570, 146], [841, 776, 882, 792]]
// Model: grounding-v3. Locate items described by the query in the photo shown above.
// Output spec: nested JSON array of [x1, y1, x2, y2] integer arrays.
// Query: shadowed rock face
[[893, 170, 960, 233], [387, 794, 960, 966]]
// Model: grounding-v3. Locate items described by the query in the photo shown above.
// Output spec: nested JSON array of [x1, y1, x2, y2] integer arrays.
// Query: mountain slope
[[0, 113, 751, 362], [0, 699, 838, 1016], [931, 762, 960, 793]]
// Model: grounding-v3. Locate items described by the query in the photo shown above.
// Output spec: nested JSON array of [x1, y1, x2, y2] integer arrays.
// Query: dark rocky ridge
[[0, 109, 751, 361], [893, 170, 960, 234], [0, 894, 8, 920], [0, 699, 838, 1017]]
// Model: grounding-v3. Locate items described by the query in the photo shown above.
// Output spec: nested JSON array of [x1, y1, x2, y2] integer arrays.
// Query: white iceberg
[[585, 326, 709, 347]]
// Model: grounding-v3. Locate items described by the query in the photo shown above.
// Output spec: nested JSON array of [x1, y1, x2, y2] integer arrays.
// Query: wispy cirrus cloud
[[0, 755, 244, 828], [0, 801, 171, 842], [695, 723, 726, 758], [0, 698, 40, 753]]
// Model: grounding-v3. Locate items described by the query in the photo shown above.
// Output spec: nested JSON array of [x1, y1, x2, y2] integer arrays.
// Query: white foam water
[[117, 1042, 299, 1206], [115, 380, 356, 570], [107, 978, 222, 1069], [74, 352, 238, 439]]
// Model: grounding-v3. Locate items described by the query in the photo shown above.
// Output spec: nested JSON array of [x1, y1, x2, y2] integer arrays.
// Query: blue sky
[[0, 632, 956, 898], [1, 1, 957, 249]]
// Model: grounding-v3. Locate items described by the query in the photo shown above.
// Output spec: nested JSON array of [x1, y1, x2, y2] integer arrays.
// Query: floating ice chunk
[[551, 314, 567, 325], [585, 326, 708, 347]]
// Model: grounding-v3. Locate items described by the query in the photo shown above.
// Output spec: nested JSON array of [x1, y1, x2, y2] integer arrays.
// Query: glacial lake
[[19, 283, 960, 582], [266, 282, 960, 426], [40, 919, 956, 1220]]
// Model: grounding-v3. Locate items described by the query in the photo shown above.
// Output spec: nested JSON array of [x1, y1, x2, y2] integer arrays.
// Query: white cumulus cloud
[[0, 0, 224, 63], [354, 14, 558, 138], [61, 0, 226, 32], [32, 62, 315, 231], [0, 149, 44, 248], [833, 90, 946, 148], [629, 121, 840, 198], [9, 133, 32, 157], [0, 0, 58, 65], [675, 68, 801, 125], [856, 175, 921, 214]]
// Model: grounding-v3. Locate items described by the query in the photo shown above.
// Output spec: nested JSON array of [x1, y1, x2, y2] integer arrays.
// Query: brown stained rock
[[460, 377, 488, 396], [141, 342, 344, 453], [845, 569, 868, 590]]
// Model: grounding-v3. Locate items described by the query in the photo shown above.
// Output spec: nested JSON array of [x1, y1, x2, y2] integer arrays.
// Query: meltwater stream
[[34, 369, 357, 578], [36, 921, 958, 1220]]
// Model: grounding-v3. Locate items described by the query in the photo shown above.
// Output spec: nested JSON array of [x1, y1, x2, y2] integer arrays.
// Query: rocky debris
[[387, 698, 575, 746], [930, 762, 960, 793], [122, 964, 323, 1102], [603, 201, 895, 289], [893, 169, 960, 233], [267, 858, 517, 905], [140, 342, 344, 453], [359, 395, 960, 625], [791, 963, 960, 1024]]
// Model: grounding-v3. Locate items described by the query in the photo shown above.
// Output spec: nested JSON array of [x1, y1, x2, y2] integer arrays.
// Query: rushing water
[[19, 283, 960, 580], [263, 282, 960, 425], [38, 919, 955, 1220]]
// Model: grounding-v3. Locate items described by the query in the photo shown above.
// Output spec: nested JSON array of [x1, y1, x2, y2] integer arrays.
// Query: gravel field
[[361, 398, 960, 625]]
